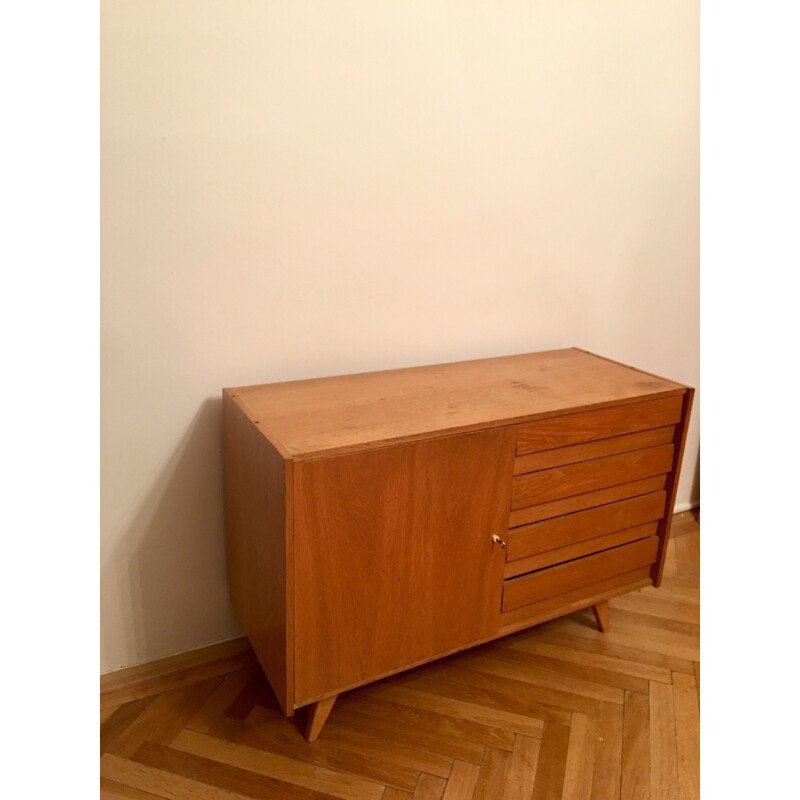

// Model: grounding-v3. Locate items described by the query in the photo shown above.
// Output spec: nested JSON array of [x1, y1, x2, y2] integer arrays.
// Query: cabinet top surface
[[225, 348, 687, 459]]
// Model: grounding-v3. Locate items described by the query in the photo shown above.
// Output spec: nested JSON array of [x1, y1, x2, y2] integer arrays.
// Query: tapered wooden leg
[[304, 694, 337, 742], [592, 601, 610, 633]]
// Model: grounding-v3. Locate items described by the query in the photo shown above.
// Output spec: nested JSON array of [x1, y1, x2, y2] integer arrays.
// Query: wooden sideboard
[[222, 348, 694, 741]]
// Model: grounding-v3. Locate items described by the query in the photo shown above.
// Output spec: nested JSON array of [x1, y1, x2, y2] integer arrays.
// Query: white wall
[[101, 0, 699, 673]]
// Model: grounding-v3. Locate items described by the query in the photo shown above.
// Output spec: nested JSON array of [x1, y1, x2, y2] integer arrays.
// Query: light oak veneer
[[223, 348, 693, 740]]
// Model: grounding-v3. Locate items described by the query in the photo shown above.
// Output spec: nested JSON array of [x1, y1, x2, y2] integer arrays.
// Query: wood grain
[[505, 522, 658, 577], [498, 571, 652, 633], [505, 636, 672, 685], [651, 389, 695, 587], [467, 747, 509, 800], [383, 790, 413, 800], [104, 677, 223, 758], [223, 393, 293, 714], [171, 728, 383, 800], [101, 752, 257, 799], [130, 740, 337, 799], [305, 696, 338, 743], [186, 665, 259, 734], [406, 667, 575, 727], [649, 682, 678, 800], [507, 491, 666, 561], [100, 776, 166, 799], [441, 761, 481, 800], [672, 672, 699, 800], [229, 348, 684, 460], [293, 427, 515, 704], [468, 648, 624, 706], [485, 645, 649, 696], [514, 425, 675, 474], [509, 476, 667, 528], [332, 693, 515, 757], [592, 601, 610, 633], [237, 705, 445, 788], [511, 445, 674, 509], [621, 690, 650, 800], [100, 637, 254, 709], [530, 723, 571, 800], [562, 712, 596, 799], [515, 395, 684, 455], [412, 774, 447, 799], [591, 701, 624, 800], [371, 685, 545, 739], [502, 538, 659, 612], [502, 734, 540, 799]]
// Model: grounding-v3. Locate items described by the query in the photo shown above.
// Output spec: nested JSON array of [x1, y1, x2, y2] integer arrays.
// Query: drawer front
[[510, 444, 674, 509], [505, 521, 658, 577], [513, 425, 675, 475], [515, 395, 683, 455], [508, 475, 667, 528], [506, 491, 666, 562], [499, 566, 653, 630], [501, 536, 659, 613]]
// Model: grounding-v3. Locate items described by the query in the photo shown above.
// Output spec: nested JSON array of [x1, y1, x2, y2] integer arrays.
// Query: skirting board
[[101, 505, 700, 708], [100, 636, 253, 709]]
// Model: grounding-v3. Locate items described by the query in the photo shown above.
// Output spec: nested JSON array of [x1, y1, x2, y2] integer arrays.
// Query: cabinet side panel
[[651, 388, 695, 586], [222, 392, 292, 714]]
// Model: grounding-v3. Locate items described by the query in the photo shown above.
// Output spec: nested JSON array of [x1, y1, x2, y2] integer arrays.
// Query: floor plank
[[649, 683, 679, 800], [213, 710, 428, 790], [621, 690, 649, 800], [472, 747, 512, 800], [187, 667, 259, 734], [100, 776, 168, 800], [442, 761, 481, 800], [383, 789, 413, 800], [590, 701, 623, 800], [171, 729, 384, 800], [382, 789, 413, 800], [373, 685, 545, 740], [505, 637, 673, 685], [562, 712, 596, 799], [530, 722, 571, 800], [412, 773, 447, 800], [672, 673, 700, 800], [502, 734, 541, 800], [131, 742, 341, 800]]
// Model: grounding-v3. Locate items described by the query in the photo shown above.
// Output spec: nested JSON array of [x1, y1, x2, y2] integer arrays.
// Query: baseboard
[[674, 500, 699, 514], [100, 636, 253, 709]]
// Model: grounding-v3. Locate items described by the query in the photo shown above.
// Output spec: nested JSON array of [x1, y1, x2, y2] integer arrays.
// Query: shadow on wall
[[103, 397, 242, 670]]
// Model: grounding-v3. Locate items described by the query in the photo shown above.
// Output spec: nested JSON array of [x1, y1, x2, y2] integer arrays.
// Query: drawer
[[501, 536, 659, 613], [504, 521, 658, 578], [508, 475, 667, 528], [510, 444, 674, 510], [499, 566, 653, 631], [506, 491, 666, 562], [513, 425, 675, 475], [515, 395, 683, 455]]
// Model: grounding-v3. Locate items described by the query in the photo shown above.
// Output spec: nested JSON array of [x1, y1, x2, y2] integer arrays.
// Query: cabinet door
[[293, 427, 515, 704]]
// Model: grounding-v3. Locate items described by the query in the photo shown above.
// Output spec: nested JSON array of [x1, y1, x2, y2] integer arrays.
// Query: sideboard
[[222, 348, 693, 740]]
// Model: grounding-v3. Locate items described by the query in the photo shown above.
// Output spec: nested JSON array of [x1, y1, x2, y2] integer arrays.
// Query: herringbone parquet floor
[[100, 510, 699, 800]]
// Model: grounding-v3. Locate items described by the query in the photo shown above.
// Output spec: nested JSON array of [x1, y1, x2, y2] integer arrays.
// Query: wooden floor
[[101, 510, 699, 800]]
